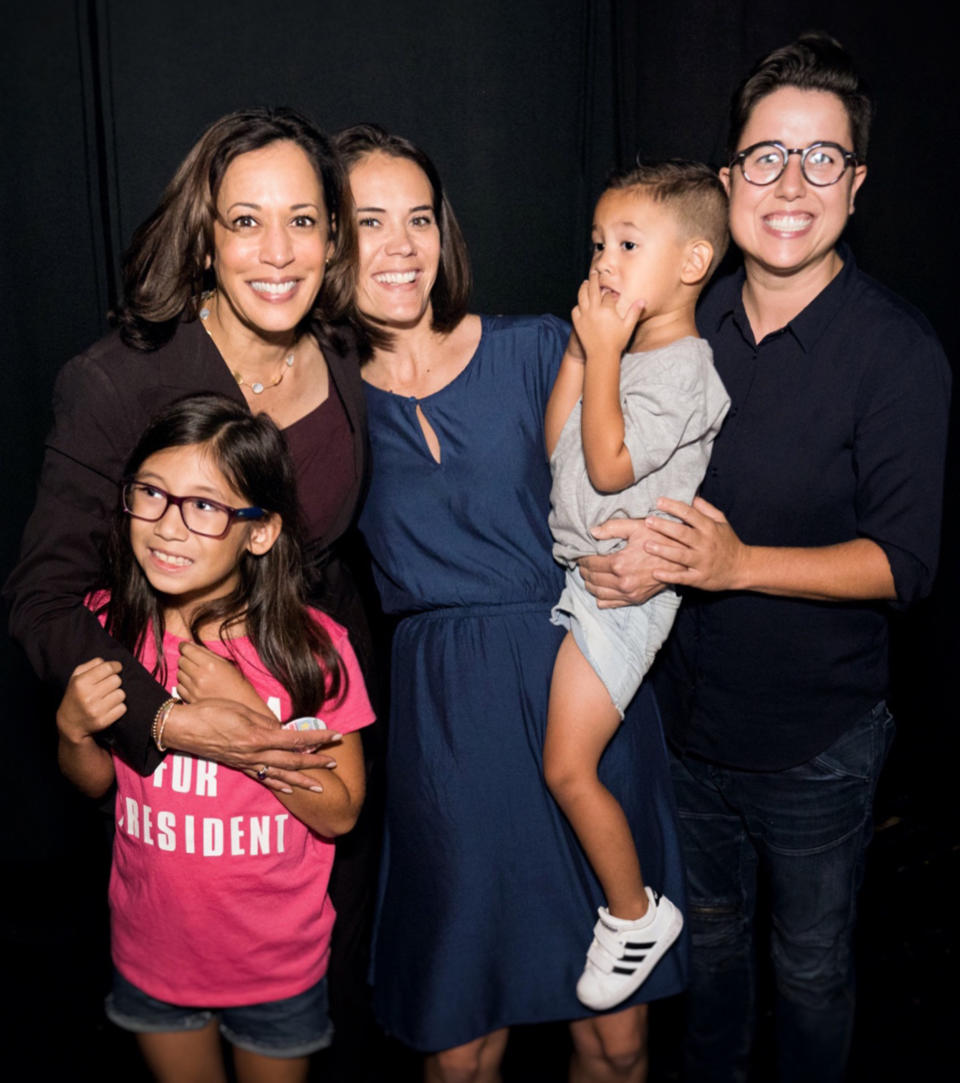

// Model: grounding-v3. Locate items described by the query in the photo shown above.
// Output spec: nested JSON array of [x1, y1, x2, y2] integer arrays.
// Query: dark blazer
[[5, 319, 368, 774]]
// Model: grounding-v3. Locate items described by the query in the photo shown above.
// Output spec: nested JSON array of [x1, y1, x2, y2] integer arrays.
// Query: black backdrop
[[1, 0, 955, 1072]]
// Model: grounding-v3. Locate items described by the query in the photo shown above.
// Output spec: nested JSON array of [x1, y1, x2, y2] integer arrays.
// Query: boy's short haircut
[[605, 160, 729, 278]]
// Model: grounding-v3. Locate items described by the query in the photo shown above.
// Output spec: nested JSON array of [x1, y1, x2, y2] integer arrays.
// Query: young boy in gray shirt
[[543, 161, 730, 1011]]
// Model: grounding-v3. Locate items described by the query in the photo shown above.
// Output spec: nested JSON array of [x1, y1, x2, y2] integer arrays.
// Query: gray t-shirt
[[549, 336, 730, 564]]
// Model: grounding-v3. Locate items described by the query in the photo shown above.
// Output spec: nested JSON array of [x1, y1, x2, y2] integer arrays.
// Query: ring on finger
[[256, 765, 268, 781]]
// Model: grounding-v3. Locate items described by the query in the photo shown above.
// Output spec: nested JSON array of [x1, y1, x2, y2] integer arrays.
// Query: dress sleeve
[[535, 314, 572, 403], [3, 352, 168, 773], [853, 320, 951, 605]]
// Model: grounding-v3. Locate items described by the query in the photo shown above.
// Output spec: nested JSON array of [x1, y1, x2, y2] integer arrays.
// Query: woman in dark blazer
[[5, 106, 367, 789]]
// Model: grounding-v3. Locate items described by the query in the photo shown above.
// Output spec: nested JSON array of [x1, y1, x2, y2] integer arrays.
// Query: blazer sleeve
[[4, 350, 167, 774]]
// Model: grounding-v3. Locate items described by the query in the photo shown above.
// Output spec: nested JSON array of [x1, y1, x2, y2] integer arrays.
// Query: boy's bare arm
[[574, 271, 641, 493], [545, 335, 586, 457], [581, 342, 635, 492]]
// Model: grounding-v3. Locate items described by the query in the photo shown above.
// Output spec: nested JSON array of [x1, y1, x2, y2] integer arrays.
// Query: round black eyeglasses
[[121, 481, 265, 539], [730, 141, 860, 187]]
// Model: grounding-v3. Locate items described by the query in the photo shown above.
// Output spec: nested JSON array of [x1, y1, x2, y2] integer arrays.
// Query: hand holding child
[[56, 657, 126, 743], [578, 518, 670, 606], [572, 269, 644, 362], [645, 496, 749, 591]]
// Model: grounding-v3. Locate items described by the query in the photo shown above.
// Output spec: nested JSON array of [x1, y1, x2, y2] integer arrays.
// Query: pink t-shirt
[[107, 609, 374, 1006]]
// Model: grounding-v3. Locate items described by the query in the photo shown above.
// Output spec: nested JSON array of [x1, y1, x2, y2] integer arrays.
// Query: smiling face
[[211, 140, 332, 341], [349, 152, 441, 330], [128, 444, 277, 628], [721, 87, 866, 287], [590, 188, 694, 319]]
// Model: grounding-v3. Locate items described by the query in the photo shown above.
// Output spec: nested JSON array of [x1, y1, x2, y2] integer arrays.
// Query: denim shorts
[[552, 566, 681, 717], [105, 969, 333, 1059]]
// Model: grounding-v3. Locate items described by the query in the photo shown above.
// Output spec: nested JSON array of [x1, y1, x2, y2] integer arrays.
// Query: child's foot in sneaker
[[575, 887, 683, 1010]]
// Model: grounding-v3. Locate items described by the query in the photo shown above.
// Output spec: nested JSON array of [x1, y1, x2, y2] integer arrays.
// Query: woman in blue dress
[[334, 124, 687, 1083]]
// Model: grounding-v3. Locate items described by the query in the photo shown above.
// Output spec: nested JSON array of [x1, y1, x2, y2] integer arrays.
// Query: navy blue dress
[[359, 315, 687, 1051]]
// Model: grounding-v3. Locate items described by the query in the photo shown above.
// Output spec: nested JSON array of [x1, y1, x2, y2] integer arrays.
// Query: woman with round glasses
[[731, 139, 859, 188], [6, 106, 368, 792], [579, 33, 949, 1082]]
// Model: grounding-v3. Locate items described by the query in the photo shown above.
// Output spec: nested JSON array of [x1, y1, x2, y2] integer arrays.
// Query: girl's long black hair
[[101, 393, 344, 717]]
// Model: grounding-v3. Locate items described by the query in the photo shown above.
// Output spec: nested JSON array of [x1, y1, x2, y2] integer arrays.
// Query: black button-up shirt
[[654, 248, 951, 770]]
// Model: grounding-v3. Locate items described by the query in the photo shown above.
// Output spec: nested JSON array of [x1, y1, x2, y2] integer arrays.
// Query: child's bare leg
[[233, 1046, 309, 1083], [137, 1020, 227, 1083], [544, 631, 648, 920]]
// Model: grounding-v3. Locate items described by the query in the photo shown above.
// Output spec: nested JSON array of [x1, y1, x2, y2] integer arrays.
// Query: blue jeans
[[669, 701, 894, 1083]]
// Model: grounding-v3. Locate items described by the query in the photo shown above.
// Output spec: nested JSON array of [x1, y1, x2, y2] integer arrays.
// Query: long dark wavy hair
[[100, 393, 344, 717], [332, 123, 472, 361], [116, 107, 357, 355]]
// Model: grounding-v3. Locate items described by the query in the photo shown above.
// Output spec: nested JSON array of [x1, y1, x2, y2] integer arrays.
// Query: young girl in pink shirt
[[56, 393, 374, 1083]]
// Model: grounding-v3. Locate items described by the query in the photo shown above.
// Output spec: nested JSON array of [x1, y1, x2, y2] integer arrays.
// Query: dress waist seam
[[397, 600, 554, 624]]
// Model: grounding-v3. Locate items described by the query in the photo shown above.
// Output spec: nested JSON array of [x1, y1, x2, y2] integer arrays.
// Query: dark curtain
[[0, 0, 954, 1074]]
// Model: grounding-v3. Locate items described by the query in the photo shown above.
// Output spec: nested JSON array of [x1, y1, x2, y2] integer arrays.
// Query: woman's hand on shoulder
[[56, 658, 126, 744]]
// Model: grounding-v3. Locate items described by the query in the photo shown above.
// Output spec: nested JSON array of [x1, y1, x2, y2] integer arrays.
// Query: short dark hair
[[118, 108, 356, 353], [102, 393, 344, 717], [605, 160, 729, 277], [728, 33, 872, 160], [333, 123, 472, 360]]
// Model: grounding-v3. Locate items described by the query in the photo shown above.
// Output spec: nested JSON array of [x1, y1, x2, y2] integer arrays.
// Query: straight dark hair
[[728, 33, 872, 160], [117, 107, 357, 355], [333, 123, 472, 361], [100, 393, 344, 718]]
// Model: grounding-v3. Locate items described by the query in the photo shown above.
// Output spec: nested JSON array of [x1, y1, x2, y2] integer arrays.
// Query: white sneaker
[[575, 887, 683, 1011]]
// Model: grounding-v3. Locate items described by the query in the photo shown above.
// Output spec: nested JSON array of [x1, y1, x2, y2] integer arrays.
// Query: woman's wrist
[[152, 697, 179, 753], [730, 543, 755, 592]]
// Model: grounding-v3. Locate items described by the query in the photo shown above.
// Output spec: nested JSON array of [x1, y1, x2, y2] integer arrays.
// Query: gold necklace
[[198, 294, 296, 395]]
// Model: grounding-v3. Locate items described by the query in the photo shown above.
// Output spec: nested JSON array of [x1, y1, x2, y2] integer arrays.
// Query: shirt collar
[[700, 243, 858, 352], [787, 244, 857, 351]]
